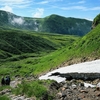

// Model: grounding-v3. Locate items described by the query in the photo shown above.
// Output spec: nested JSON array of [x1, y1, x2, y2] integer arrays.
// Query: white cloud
[[68, 0, 85, 5], [37, 0, 63, 4], [85, 18, 93, 21], [11, 17, 25, 25], [0, 0, 32, 8], [33, 8, 44, 18], [0, 5, 13, 12], [37, 1, 49, 4], [0, 0, 30, 4], [61, 6, 87, 10], [90, 7, 100, 10]]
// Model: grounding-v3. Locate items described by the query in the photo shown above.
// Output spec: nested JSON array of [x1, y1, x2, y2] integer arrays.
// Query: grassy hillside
[[0, 28, 79, 76], [0, 12, 100, 78], [92, 13, 100, 29], [0, 30, 55, 59], [0, 24, 100, 76], [72, 24, 100, 57], [39, 14, 92, 36], [0, 10, 92, 36]]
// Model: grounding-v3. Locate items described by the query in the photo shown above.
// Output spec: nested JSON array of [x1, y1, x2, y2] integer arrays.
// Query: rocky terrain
[[0, 77, 100, 100], [55, 79, 100, 100]]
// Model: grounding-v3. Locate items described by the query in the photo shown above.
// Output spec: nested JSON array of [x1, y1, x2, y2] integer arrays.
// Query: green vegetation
[[0, 28, 79, 76], [0, 96, 10, 100], [0, 10, 92, 36], [40, 14, 92, 36], [92, 13, 100, 27], [0, 24, 100, 77], [0, 12, 100, 100], [13, 80, 55, 100], [71, 24, 100, 57], [0, 86, 11, 100]]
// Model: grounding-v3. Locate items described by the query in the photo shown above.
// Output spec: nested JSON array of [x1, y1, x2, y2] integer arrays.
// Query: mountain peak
[[0, 10, 92, 36]]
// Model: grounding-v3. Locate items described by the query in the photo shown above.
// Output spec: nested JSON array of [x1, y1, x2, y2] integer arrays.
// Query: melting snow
[[39, 59, 100, 83]]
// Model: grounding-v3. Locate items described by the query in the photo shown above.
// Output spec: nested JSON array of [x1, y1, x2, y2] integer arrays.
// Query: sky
[[0, 0, 100, 20]]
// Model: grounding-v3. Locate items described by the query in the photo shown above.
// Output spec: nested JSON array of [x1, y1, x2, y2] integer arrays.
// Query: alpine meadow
[[0, 10, 100, 100]]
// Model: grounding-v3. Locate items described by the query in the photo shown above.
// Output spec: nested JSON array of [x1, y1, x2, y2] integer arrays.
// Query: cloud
[[85, 18, 93, 21], [33, 8, 44, 18], [0, 5, 13, 12], [61, 6, 87, 10], [0, 0, 32, 8], [90, 7, 100, 10], [37, 0, 63, 4], [37, 1, 49, 4], [0, 0, 31, 5], [68, 0, 85, 5], [61, 5, 100, 11], [11, 17, 25, 25]]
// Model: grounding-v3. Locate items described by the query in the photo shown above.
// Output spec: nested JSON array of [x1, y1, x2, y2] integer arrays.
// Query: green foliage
[[93, 13, 100, 27], [0, 29, 78, 59], [0, 95, 10, 100], [0, 10, 92, 36], [0, 23, 100, 76], [40, 14, 92, 36], [73, 24, 100, 57], [0, 13, 100, 78], [0, 30, 55, 59], [0, 85, 11, 91], [0, 29, 79, 76], [13, 80, 53, 99]]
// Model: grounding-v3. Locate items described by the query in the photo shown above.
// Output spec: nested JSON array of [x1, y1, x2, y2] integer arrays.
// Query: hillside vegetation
[[0, 13, 100, 77], [0, 10, 92, 36], [40, 14, 92, 36], [0, 13, 100, 100], [0, 29, 79, 76], [0, 24, 100, 76], [92, 13, 100, 28]]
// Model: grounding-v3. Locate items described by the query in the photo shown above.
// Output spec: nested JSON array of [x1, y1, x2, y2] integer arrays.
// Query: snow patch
[[39, 59, 100, 83]]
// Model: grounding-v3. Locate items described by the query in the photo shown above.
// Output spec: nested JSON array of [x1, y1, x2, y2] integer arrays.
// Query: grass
[[0, 28, 79, 77], [13, 80, 55, 100], [0, 86, 11, 100], [0, 96, 11, 100], [0, 24, 100, 77]]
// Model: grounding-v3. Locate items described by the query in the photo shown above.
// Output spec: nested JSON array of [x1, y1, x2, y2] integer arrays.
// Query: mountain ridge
[[0, 10, 92, 36]]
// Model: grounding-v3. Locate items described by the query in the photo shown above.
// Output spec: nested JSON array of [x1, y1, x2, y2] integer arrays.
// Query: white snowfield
[[39, 59, 100, 83]]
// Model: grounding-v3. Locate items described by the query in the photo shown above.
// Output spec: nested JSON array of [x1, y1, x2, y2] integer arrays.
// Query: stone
[[97, 93, 100, 97], [80, 90, 88, 93]]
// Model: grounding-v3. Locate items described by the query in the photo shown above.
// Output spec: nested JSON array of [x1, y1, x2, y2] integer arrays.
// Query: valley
[[0, 10, 100, 100]]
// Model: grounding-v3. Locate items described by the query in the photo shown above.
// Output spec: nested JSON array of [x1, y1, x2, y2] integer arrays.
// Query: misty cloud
[[11, 17, 25, 25], [33, 8, 44, 18], [0, 5, 13, 13]]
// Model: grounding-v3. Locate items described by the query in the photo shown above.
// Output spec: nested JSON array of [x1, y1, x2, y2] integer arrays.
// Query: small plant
[[13, 80, 50, 99], [0, 95, 11, 100]]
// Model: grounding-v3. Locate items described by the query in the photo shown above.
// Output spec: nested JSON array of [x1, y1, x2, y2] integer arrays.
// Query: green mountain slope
[[0, 29, 79, 59], [0, 23, 99, 76], [71, 24, 100, 58], [0, 10, 92, 36], [40, 14, 92, 36], [92, 13, 100, 29]]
